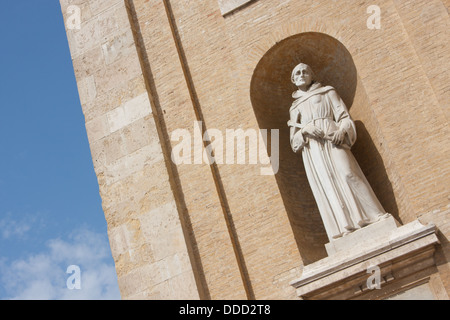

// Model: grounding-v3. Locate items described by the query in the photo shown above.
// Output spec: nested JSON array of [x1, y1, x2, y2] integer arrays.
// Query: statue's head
[[291, 63, 316, 89]]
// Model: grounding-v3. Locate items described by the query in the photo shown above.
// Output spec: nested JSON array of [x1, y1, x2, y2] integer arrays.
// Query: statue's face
[[293, 65, 313, 88]]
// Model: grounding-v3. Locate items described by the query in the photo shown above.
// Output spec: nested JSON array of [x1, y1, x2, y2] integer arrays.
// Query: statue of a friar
[[288, 63, 391, 241]]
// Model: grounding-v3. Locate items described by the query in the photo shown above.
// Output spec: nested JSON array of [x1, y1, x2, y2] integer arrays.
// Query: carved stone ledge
[[290, 219, 447, 300], [217, 0, 253, 16]]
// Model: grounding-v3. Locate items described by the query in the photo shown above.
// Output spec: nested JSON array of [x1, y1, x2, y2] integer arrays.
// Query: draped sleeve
[[289, 105, 308, 153], [327, 89, 357, 148]]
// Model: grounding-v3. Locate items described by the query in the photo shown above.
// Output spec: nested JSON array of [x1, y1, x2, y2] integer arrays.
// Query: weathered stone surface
[[61, 0, 200, 300], [217, 0, 254, 15], [290, 220, 447, 300], [60, 0, 450, 300], [325, 217, 400, 256]]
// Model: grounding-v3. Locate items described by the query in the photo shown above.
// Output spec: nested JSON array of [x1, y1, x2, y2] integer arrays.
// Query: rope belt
[[287, 116, 333, 129], [288, 117, 351, 149]]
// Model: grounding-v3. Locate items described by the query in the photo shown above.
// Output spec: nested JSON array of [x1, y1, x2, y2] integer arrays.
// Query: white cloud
[[0, 227, 121, 300]]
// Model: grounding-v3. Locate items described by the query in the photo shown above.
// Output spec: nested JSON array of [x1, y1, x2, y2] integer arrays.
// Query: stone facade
[[60, 0, 450, 300]]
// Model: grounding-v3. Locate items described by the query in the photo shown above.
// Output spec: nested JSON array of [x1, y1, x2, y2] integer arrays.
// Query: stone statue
[[288, 63, 391, 241]]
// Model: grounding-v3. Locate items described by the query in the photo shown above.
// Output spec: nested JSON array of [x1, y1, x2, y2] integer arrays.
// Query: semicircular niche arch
[[250, 32, 374, 264]]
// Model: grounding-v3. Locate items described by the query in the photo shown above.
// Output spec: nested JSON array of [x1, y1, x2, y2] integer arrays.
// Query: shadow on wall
[[352, 120, 400, 221], [250, 32, 399, 265]]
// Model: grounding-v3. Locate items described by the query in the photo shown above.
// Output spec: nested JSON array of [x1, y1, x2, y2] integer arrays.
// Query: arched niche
[[250, 32, 399, 265]]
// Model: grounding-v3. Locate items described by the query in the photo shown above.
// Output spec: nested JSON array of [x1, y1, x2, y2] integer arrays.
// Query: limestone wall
[[60, 0, 449, 299], [60, 0, 200, 300]]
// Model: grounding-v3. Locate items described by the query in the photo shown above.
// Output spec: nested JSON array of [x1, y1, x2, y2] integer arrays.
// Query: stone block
[[106, 93, 152, 134], [77, 75, 97, 105], [101, 29, 135, 65], [325, 216, 400, 255]]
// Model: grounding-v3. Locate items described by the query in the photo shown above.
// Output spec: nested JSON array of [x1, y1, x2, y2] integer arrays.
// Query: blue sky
[[0, 1, 121, 299]]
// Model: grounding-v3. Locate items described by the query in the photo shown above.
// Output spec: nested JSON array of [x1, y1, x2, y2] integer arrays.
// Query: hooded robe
[[288, 83, 389, 240]]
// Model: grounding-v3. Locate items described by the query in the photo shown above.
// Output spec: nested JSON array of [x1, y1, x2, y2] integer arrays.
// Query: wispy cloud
[[0, 227, 121, 300], [0, 214, 33, 240]]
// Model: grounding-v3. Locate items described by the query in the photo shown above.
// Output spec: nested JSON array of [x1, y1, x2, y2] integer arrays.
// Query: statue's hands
[[332, 129, 346, 146], [302, 124, 324, 139]]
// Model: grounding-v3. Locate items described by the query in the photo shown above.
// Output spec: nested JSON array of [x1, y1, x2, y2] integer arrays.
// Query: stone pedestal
[[290, 218, 447, 300]]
